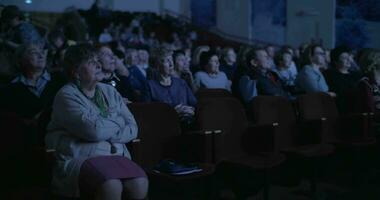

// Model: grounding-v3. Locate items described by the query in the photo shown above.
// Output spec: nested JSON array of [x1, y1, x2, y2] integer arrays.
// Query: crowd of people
[[1, 3, 380, 199]]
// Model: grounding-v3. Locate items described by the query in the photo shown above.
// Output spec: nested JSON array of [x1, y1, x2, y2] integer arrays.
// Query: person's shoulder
[[301, 65, 316, 75], [18, 21, 37, 31], [218, 71, 228, 78], [194, 71, 207, 78], [98, 82, 117, 93], [172, 76, 187, 85], [56, 83, 76, 95], [128, 65, 139, 72], [147, 78, 159, 85]]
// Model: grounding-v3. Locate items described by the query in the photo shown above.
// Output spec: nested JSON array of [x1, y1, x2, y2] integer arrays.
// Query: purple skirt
[[79, 155, 146, 197]]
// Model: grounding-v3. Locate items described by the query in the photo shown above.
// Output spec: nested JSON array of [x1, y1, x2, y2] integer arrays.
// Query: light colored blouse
[[296, 65, 329, 93], [194, 71, 231, 92]]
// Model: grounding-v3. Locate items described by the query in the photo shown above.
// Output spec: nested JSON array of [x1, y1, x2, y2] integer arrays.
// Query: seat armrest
[[242, 123, 278, 154], [296, 119, 324, 145], [180, 130, 223, 163], [127, 139, 142, 164], [338, 113, 369, 138]]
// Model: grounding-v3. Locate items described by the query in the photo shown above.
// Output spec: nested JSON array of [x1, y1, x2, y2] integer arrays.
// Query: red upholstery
[[195, 97, 286, 167], [128, 102, 183, 168], [128, 102, 216, 199], [296, 92, 375, 145], [195, 88, 233, 100]]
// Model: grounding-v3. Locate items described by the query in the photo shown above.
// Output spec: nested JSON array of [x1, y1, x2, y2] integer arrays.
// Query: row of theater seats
[[126, 90, 377, 199], [1, 89, 377, 199]]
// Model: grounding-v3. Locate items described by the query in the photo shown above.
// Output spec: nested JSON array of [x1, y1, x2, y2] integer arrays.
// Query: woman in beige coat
[[45, 44, 148, 199]]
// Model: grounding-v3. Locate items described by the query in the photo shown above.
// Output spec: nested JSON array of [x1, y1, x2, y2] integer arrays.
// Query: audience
[[1, 4, 380, 199], [45, 44, 148, 199]]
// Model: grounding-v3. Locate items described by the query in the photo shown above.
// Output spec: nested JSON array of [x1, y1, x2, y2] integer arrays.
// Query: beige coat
[[45, 82, 138, 197]]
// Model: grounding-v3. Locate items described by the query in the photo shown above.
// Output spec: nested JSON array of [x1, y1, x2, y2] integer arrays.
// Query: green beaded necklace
[[77, 84, 109, 117], [90, 87, 109, 117]]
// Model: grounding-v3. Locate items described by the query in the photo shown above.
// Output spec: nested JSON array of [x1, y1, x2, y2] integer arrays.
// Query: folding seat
[[195, 97, 285, 200], [296, 92, 375, 147], [248, 95, 335, 199], [296, 92, 376, 186], [0, 111, 51, 199], [128, 102, 217, 199]]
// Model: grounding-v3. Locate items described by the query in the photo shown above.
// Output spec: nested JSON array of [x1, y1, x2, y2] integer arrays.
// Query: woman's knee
[[96, 179, 123, 199], [123, 177, 149, 199]]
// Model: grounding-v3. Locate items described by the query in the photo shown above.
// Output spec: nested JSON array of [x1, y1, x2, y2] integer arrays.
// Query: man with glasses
[[296, 44, 336, 97]]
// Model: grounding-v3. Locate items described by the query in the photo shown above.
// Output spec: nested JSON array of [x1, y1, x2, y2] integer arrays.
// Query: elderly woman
[[97, 45, 135, 103], [45, 44, 148, 199], [144, 49, 196, 121], [194, 51, 231, 92]]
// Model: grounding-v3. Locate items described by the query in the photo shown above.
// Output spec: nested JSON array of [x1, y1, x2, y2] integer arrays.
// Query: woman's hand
[[175, 104, 195, 116], [123, 97, 132, 104], [328, 92, 337, 97]]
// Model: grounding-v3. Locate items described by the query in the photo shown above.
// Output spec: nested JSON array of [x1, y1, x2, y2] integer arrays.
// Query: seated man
[[295, 44, 335, 97], [0, 43, 65, 147], [237, 47, 292, 104], [0, 43, 65, 119]]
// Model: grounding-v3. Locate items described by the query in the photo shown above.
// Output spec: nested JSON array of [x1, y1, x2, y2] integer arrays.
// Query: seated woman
[[219, 47, 237, 80], [356, 50, 380, 114], [126, 48, 149, 101], [194, 51, 231, 92], [295, 44, 336, 97], [273, 49, 298, 94], [96, 45, 134, 103], [144, 49, 196, 121], [45, 44, 148, 199], [324, 46, 362, 113], [171, 50, 196, 92], [0, 42, 65, 119]]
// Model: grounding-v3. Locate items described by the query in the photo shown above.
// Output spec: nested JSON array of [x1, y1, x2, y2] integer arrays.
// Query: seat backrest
[[297, 92, 339, 120], [128, 102, 182, 168], [195, 97, 248, 162], [296, 92, 339, 142], [248, 96, 297, 150], [195, 88, 233, 100]]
